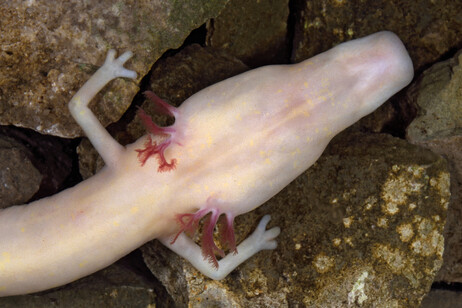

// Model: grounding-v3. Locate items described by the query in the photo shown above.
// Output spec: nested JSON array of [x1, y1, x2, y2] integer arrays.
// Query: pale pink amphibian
[[0, 31, 413, 296]]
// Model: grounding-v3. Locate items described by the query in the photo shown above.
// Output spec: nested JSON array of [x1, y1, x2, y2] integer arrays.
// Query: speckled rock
[[0, 136, 41, 208], [142, 133, 449, 307], [0, 0, 229, 137], [406, 49, 462, 283], [206, 0, 290, 67], [292, 0, 462, 70]]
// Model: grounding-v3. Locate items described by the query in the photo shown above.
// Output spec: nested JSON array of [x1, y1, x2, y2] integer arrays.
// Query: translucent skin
[[0, 31, 413, 296]]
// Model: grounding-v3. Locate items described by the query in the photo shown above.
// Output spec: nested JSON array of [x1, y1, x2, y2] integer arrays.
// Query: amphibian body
[[0, 31, 413, 296]]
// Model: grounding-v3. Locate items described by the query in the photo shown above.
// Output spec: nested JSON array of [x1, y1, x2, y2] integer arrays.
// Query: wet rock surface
[[406, 49, 462, 283]]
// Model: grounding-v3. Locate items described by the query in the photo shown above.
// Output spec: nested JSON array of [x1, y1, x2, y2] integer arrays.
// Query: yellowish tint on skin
[[206, 134, 213, 147], [188, 114, 197, 124], [0, 252, 11, 270], [189, 183, 201, 193], [291, 148, 301, 156]]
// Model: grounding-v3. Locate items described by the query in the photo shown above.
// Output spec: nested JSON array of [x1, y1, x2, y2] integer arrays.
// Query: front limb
[[68, 50, 137, 167], [159, 215, 280, 280]]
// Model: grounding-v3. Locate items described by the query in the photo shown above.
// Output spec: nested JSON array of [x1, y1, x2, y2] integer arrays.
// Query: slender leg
[[68, 50, 137, 168], [159, 215, 280, 280]]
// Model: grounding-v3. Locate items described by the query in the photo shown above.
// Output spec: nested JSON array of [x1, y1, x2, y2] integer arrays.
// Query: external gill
[[171, 205, 237, 269], [136, 91, 180, 172]]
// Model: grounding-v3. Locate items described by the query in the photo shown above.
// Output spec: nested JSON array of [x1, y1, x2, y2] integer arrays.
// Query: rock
[[0, 135, 41, 208], [206, 0, 290, 67], [0, 258, 159, 307], [0, 0, 229, 137], [406, 50, 462, 141], [420, 288, 462, 308], [406, 49, 462, 283], [0, 126, 75, 200], [77, 138, 105, 180], [142, 133, 449, 307]]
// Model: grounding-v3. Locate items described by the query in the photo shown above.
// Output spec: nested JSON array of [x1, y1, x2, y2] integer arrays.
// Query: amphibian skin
[[0, 31, 413, 296]]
